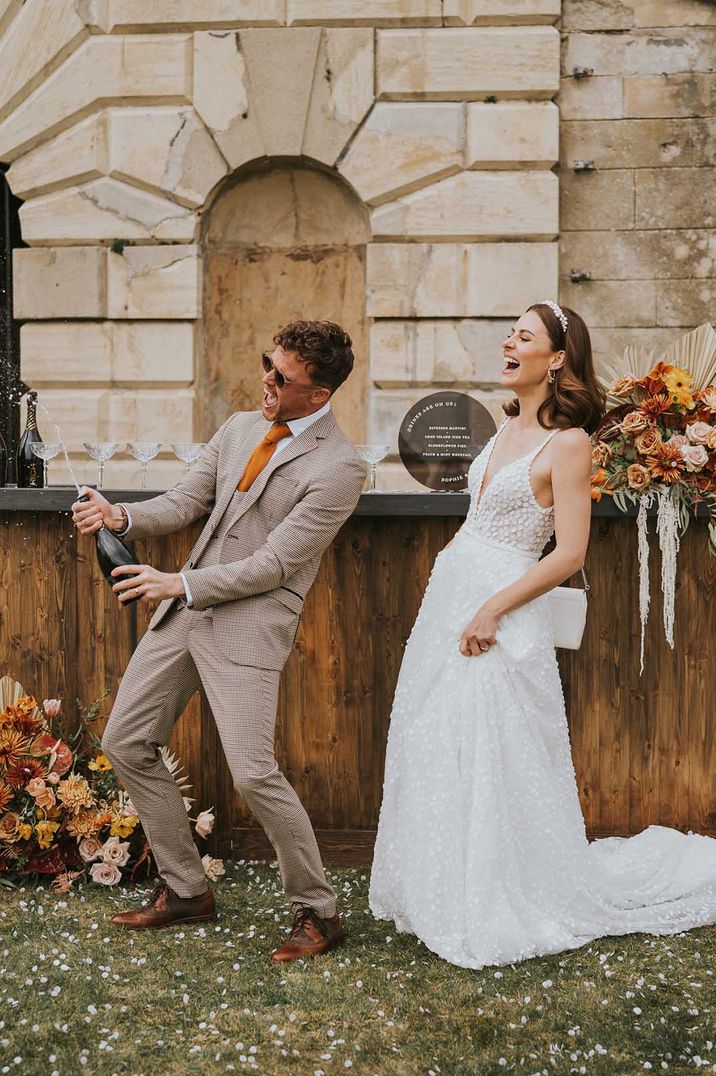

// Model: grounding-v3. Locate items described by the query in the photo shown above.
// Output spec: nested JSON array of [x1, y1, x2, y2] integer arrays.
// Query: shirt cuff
[[180, 572, 194, 607]]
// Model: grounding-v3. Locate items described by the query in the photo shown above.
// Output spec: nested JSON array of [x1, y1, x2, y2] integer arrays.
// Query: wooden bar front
[[1, 494, 714, 862]]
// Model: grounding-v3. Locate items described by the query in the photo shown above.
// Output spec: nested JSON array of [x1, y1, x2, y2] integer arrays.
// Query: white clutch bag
[[547, 570, 589, 650]]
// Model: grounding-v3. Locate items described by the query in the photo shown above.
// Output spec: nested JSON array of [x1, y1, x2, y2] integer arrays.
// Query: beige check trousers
[[102, 604, 337, 917]]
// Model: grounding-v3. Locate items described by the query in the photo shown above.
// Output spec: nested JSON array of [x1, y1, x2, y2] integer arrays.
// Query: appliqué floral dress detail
[[369, 419, 716, 970]]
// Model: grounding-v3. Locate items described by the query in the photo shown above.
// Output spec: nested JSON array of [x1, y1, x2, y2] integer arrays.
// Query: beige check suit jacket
[[125, 409, 367, 668]]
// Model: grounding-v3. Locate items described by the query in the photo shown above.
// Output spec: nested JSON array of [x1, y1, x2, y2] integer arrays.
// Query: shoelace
[[148, 880, 168, 904], [290, 906, 322, 938]]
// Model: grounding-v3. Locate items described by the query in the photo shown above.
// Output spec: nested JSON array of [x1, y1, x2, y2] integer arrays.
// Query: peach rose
[[78, 836, 103, 862], [194, 809, 215, 839], [620, 410, 649, 435], [667, 434, 688, 449], [46, 772, 60, 785], [100, 837, 130, 867], [592, 443, 611, 467], [680, 444, 709, 472], [27, 777, 46, 797], [686, 421, 712, 445], [707, 427, 716, 450], [89, 861, 122, 886], [610, 375, 638, 398], [627, 464, 651, 492], [698, 387, 716, 411], [201, 854, 225, 882], [35, 785, 56, 811], [635, 427, 662, 456]]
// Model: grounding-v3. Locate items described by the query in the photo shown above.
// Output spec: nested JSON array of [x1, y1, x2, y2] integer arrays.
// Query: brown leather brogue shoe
[[109, 880, 217, 930], [270, 906, 343, 963]]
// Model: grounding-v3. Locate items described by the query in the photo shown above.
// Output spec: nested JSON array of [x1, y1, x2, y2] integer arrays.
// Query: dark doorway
[[0, 166, 24, 482]]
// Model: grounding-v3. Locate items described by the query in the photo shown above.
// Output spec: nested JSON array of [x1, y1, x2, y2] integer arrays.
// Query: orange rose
[[706, 427, 716, 451], [627, 464, 651, 491], [634, 427, 662, 455], [620, 410, 649, 436], [592, 443, 612, 467], [35, 785, 57, 811], [0, 811, 21, 842], [610, 375, 638, 398]]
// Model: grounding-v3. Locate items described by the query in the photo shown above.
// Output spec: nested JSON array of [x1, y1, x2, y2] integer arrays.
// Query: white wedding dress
[[369, 418, 716, 969]]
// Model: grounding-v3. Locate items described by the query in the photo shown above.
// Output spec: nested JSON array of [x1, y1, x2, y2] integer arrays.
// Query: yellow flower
[[672, 386, 695, 410], [110, 815, 138, 838], [35, 820, 60, 849], [18, 823, 33, 840], [88, 754, 113, 773], [664, 367, 695, 410]]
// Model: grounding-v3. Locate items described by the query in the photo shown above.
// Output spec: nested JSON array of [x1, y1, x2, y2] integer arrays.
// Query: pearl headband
[[542, 299, 568, 334]]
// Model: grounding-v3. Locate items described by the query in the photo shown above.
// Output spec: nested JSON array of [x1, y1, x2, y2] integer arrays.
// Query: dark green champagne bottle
[[16, 390, 44, 488], [78, 494, 140, 605]]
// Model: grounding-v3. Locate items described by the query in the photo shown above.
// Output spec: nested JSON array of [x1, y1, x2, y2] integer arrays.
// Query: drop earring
[[547, 369, 556, 384]]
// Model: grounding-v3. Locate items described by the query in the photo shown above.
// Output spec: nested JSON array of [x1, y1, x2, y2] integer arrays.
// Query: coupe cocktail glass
[[170, 442, 207, 473], [126, 442, 162, 490], [355, 444, 390, 492], [83, 442, 122, 489], [30, 442, 64, 486]]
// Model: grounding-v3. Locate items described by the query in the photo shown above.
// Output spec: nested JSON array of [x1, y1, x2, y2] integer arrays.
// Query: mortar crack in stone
[[78, 187, 186, 232], [124, 255, 191, 282]]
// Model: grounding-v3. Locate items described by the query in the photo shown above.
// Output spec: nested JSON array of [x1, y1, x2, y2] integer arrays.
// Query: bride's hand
[[459, 603, 500, 657]]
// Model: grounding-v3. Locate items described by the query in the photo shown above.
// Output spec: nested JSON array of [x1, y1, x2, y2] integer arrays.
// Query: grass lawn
[[1, 862, 715, 1075]]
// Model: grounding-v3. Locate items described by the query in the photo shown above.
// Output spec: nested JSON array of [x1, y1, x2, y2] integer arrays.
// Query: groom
[[72, 321, 366, 962]]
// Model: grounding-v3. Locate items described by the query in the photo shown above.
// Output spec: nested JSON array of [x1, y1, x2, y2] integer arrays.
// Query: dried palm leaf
[[0, 675, 25, 711], [159, 745, 194, 808], [599, 345, 657, 403], [598, 324, 716, 402], [664, 323, 716, 389], [0, 675, 42, 723]]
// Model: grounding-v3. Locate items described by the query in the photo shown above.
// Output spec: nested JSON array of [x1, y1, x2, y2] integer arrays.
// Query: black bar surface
[[0, 486, 699, 519]]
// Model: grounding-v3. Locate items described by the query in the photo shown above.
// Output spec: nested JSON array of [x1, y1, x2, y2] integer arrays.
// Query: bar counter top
[[0, 485, 655, 517]]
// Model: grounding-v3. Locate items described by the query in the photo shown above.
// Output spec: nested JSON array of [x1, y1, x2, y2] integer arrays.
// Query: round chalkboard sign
[[398, 391, 497, 491]]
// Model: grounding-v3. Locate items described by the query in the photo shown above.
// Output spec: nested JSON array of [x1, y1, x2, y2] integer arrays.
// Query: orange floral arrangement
[[591, 325, 716, 669], [0, 676, 218, 892], [590, 361, 716, 552]]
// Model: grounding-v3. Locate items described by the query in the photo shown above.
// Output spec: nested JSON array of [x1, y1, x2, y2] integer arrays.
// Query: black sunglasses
[[261, 352, 320, 392]]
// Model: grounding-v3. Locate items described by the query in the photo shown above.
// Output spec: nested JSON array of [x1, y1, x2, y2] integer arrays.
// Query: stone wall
[[558, 0, 716, 371], [1, 0, 559, 489], [4, 1, 713, 491]]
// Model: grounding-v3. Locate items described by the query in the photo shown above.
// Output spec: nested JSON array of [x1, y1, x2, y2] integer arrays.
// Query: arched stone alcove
[[199, 160, 370, 445]]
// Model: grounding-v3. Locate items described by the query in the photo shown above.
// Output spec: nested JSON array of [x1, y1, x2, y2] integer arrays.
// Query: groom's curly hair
[[273, 320, 354, 394]]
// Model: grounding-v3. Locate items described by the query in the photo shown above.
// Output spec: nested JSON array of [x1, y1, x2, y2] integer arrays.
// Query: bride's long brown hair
[[503, 303, 606, 434]]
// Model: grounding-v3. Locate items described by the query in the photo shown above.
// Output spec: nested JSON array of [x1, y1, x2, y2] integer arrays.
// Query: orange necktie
[[237, 423, 292, 492]]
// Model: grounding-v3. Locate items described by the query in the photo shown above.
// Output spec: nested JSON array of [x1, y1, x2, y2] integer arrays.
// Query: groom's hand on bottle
[[111, 564, 186, 604], [71, 487, 125, 535]]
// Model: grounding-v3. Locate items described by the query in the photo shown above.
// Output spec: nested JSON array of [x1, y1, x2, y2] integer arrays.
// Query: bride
[[369, 300, 716, 970]]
